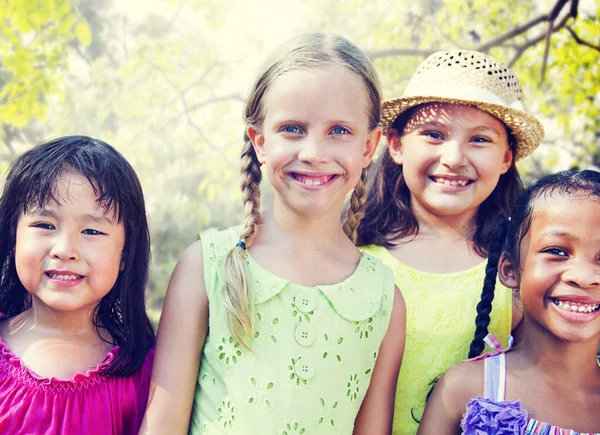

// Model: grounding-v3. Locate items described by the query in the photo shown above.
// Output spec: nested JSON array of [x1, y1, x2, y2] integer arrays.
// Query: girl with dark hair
[[357, 50, 544, 433], [0, 136, 155, 434], [419, 169, 600, 434], [141, 32, 406, 435]]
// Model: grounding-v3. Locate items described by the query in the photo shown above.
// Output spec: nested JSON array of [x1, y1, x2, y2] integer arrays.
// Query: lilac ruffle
[[461, 397, 528, 435]]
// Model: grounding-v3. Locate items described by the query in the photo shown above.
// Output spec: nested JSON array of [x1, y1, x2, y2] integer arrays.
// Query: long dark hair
[[468, 169, 600, 357], [0, 135, 155, 376], [356, 106, 523, 257]]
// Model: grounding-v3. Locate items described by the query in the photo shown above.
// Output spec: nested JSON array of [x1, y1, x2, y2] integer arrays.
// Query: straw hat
[[381, 50, 544, 160]]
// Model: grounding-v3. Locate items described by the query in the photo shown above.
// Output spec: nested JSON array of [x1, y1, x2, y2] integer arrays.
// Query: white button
[[294, 324, 315, 346], [295, 290, 316, 313], [295, 357, 315, 380]]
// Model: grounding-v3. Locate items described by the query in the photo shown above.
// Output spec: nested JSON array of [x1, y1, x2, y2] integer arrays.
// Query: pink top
[[0, 337, 153, 435]]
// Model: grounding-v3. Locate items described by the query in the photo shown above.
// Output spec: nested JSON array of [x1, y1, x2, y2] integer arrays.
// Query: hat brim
[[381, 96, 544, 160]]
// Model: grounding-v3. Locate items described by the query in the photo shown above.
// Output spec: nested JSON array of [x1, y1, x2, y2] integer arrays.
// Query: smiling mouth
[[45, 272, 84, 281], [551, 298, 600, 313], [430, 176, 473, 187], [291, 173, 338, 186]]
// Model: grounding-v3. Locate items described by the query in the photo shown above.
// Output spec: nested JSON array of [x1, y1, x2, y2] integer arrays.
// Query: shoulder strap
[[483, 353, 506, 401]]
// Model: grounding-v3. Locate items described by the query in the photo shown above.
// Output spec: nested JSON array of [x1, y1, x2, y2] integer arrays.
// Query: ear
[[498, 252, 519, 289], [362, 126, 382, 167], [247, 125, 266, 165], [387, 128, 403, 165], [499, 147, 513, 174]]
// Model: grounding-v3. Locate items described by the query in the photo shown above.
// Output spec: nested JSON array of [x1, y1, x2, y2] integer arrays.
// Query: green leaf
[[74, 22, 92, 46]]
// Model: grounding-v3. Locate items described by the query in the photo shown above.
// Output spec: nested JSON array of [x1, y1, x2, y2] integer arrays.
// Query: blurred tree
[[0, 0, 597, 317], [0, 0, 91, 166], [304, 0, 599, 178]]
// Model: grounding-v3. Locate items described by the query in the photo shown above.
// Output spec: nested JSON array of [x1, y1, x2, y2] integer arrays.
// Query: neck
[[262, 198, 350, 247], [411, 201, 477, 240], [518, 314, 600, 382], [21, 299, 101, 338]]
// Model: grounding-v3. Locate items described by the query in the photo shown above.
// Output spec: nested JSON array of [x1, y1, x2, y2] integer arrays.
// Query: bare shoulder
[[439, 359, 484, 398], [177, 239, 205, 268], [417, 359, 484, 435], [161, 239, 209, 317]]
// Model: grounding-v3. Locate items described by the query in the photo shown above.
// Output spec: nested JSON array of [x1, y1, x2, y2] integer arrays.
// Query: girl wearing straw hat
[[357, 50, 544, 434]]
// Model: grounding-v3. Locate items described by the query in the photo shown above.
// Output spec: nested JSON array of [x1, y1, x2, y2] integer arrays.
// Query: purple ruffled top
[[462, 397, 528, 434], [0, 336, 153, 434]]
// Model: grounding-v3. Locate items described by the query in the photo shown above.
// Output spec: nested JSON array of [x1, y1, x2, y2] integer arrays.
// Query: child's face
[[504, 193, 600, 343], [15, 172, 126, 315], [388, 103, 512, 220], [248, 66, 380, 219]]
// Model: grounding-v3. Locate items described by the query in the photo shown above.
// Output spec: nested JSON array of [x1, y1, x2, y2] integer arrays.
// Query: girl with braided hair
[[356, 50, 544, 434], [419, 169, 600, 434], [141, 32, 406, 435]]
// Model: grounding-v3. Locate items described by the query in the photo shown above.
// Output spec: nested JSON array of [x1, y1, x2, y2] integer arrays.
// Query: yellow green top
[[360, 244, 513, 435], [190, 229, 395, 434]]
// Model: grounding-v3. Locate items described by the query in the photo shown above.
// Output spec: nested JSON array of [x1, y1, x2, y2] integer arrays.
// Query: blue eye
[[82, 229, 105, 236], [331, 126, 350, 135], [281, 125, 302, 134]]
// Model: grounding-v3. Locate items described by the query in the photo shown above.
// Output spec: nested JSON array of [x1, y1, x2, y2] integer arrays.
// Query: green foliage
[[0, 0, 597, 316], [0, 0, 91, 127]]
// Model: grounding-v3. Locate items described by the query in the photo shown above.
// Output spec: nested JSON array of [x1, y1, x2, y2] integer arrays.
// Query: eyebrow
[[471, 125, 501, 136], [538, 230, 579, 242]]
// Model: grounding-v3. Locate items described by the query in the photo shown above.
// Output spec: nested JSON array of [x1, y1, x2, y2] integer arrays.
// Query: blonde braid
[[222, 136, 262, 349], [343, 167, 368, 244]]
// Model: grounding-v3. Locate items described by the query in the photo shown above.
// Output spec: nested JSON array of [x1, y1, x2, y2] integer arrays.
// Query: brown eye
[[32, 223, 54, 230], [82, 229, 105, 236]]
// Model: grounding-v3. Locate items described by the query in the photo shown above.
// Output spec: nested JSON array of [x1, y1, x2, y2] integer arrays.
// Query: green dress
[[189, 228, 395, 434], [360, 244, 513, 435]]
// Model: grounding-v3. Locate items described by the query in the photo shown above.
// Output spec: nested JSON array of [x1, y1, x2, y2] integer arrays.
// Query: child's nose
[[439, 141, 467, 169], [563, 260, 600, 289], [50, 232, 80, 261], [298, 136, 329, 165]]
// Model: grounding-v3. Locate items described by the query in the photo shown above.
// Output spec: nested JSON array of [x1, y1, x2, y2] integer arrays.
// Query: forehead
[[25, 172, 116, 217], [529, 192, 600, 237], [406, 102, 506, 131], [263, 66, 370, 123]]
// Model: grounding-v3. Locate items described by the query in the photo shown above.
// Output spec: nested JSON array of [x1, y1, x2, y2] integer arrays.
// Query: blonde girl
[[141, 32, 406, 435]]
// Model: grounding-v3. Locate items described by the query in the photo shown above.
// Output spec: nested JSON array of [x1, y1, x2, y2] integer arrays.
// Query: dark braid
[[468, 220, 509, 358]]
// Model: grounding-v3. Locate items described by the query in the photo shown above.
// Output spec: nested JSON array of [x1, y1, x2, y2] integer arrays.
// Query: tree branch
[[540, 20, 554, 83], [367, 0, 576, 63], [508, 10, 571, 68], [566, 25, 600, 53], [475, 14, 549, 52]]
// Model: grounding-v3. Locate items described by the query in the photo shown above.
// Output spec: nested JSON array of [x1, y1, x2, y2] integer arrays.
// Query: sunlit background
[[1, 0, 599, 321]]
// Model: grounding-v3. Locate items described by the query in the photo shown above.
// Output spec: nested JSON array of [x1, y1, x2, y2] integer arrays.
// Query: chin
[[554, 329, 600, 344]]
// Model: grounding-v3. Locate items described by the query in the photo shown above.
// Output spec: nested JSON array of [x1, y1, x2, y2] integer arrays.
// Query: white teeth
[[49, 274, 80, 281], [434, 177, 468, 186], [299, 176, 327, 186], [305, 179, 322, 186], [555, 299, 600, 313]]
